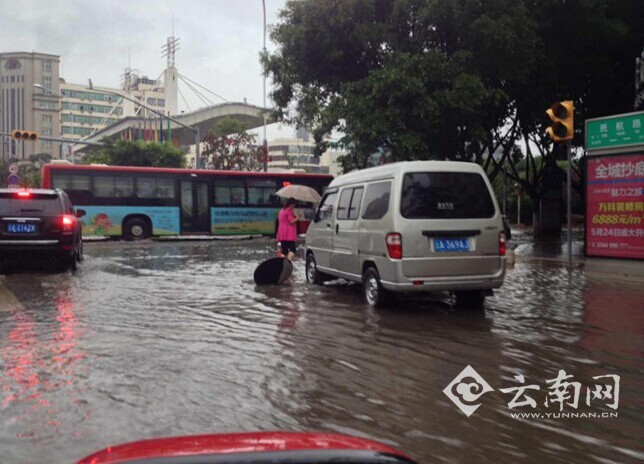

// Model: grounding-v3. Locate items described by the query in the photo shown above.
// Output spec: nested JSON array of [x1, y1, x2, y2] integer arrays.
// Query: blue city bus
[[42, 163, 332, 239]]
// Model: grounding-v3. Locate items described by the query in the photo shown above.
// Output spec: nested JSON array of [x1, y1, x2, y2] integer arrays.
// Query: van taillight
[[386, 233, 403, 259], [499, 231, 506, 256], [61, 215, 75, 233]]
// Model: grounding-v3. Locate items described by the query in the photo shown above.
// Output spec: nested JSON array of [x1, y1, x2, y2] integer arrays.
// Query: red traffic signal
[[11, 130, 39, 141], [546, 101, 574, 142]]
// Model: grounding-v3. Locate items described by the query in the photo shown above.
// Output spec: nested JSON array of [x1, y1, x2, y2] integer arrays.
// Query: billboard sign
[[586, 154, 644, 259]]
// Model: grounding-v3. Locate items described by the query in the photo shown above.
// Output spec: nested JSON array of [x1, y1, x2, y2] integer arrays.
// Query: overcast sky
[[0, 0, 296, 139]]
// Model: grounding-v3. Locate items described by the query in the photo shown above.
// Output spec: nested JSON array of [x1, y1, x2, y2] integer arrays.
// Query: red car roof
[[76, 432, 414, 464]]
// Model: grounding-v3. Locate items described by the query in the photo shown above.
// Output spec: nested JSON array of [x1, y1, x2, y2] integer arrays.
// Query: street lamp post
[[86, 82, 202, 168], [262, 0, 268, 172]]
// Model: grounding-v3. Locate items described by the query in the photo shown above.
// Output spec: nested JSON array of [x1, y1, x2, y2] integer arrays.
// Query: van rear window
[[401, 172, 495, 219]]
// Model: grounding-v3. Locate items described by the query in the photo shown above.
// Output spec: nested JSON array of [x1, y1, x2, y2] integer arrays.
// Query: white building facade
[[0, 52, 62, 159]]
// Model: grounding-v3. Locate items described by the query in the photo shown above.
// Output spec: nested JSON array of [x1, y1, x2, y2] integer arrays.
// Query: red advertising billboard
[[586, 153, 644, 259]]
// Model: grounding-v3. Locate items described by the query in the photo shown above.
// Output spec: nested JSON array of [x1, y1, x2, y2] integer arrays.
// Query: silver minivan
[[305, 160, 506, 307]]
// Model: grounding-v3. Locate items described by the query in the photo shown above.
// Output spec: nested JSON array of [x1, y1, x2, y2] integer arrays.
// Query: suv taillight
[[499, 231, 506, 256], [386, 233, 403, 259], [61, 215, 76, 233]]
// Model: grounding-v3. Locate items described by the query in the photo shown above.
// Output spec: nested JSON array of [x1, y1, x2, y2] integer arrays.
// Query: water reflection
[[0, 279, 88, 457], [0, 240, 641, 464]]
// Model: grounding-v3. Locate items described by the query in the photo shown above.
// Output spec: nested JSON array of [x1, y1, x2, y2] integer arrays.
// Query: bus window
[[247, 178, 279, 206], [53, 173, 90, 192], [214, 179, 246, 205], [137, 177, 175, 199], [94, 176, 134, 198], [156, 178, 175, 199]]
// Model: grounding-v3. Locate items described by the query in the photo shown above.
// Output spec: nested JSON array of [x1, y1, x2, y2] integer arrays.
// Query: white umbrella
[[275, 184, 322, 203]]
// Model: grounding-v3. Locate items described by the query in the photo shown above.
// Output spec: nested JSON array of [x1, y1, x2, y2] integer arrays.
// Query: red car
[[76, 431, 417, 464]]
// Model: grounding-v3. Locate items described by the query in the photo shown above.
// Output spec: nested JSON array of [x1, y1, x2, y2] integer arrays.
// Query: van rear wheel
[[362, 267, 390, 308]]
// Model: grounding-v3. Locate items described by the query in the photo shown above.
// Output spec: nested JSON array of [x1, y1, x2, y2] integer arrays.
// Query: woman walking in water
[[277, 198, 302, 261]]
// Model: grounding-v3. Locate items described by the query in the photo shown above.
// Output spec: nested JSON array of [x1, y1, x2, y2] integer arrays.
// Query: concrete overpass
[[75, 101, 272, 152]]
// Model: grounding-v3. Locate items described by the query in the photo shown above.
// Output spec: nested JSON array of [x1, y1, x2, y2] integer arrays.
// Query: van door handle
[[335, 224, 339, 234]]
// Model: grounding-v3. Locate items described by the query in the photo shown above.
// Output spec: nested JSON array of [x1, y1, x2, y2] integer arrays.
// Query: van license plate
[[433, 238, 470, 252]]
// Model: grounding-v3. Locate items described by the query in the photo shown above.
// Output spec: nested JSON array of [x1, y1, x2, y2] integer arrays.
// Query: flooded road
[[0, 239, 642, 463]]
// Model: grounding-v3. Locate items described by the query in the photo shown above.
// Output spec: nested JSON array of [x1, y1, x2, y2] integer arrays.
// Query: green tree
[[82, 139, 186, 168], [264, 0, 538, 171], [201, 117, 263, 171], [264, 0, 643, 231]]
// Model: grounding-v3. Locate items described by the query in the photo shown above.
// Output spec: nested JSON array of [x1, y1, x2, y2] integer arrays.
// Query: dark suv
[[0, 188, 85, 270]]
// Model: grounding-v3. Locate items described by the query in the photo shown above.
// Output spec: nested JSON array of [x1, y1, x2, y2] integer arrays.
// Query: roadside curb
[[83, 236, 110, 242], [513, 255, 586, 267], [152, 235, 264, 242]]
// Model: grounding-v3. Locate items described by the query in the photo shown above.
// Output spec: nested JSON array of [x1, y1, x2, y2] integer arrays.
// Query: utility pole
[[546, 100, 574, 269], [566, 141, 572, 268], [262, 0, 268, 172]]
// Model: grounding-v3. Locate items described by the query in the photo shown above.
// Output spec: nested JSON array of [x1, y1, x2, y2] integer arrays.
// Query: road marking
[[0, 284, 24, 312]]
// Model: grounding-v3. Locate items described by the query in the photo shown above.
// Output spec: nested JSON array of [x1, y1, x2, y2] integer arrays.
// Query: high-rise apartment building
[[0, 51, 169, 159], [59, 74, 166, 143], [0, 52, 62, 160]]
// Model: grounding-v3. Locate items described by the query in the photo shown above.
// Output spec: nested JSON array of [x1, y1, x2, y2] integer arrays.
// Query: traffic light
[[11, 130, 39, 141], [546, 101, 574, 142]]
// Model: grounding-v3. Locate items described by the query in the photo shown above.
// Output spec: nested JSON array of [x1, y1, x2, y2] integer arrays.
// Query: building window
[[43, 76, 53, 95], [43, 141, 52, 148], [41, 114, 53, 124], [43, 60, 52, 71], [43, 128, 52, 135]]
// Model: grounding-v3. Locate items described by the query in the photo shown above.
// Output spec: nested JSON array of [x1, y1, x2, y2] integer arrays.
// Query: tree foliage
[[264, 0, 643, 194], [201, 117, 263, 171], [82, 139, 186, 168]]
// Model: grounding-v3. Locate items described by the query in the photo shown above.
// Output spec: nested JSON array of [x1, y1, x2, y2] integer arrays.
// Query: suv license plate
[[434, 238, 470, 252], [7, 223, 37, 234]]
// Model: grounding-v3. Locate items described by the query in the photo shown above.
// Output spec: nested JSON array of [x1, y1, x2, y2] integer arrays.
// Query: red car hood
[[76, 431, 416, 464]]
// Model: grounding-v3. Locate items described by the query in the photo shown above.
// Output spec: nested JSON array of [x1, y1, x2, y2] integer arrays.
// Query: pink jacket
[[277, 208, 298, 241]]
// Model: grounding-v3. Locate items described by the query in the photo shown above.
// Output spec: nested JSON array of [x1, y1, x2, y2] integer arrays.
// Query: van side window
[[362, 182, 391, 220], [348, 187, 363, 219], [315, 191, 337, 222], [337, 189, 353, 220]]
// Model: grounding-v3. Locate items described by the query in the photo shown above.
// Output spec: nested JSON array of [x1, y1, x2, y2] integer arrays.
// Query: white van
[[305, 161, 506, 307]]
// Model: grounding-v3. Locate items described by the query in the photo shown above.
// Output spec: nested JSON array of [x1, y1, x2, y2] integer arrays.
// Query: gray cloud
[[1, 0, 287, 115]]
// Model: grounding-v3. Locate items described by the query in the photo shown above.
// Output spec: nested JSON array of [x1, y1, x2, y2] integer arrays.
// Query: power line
[[179, 75, 213, 107], [178, 73, 228, 103]]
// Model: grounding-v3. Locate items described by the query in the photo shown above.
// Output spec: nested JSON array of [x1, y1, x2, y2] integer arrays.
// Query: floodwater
[[0, 239, 642, 463]]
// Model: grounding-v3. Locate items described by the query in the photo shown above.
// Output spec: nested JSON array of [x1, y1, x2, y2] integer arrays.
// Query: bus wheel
[[123, 218, 150, 241]]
